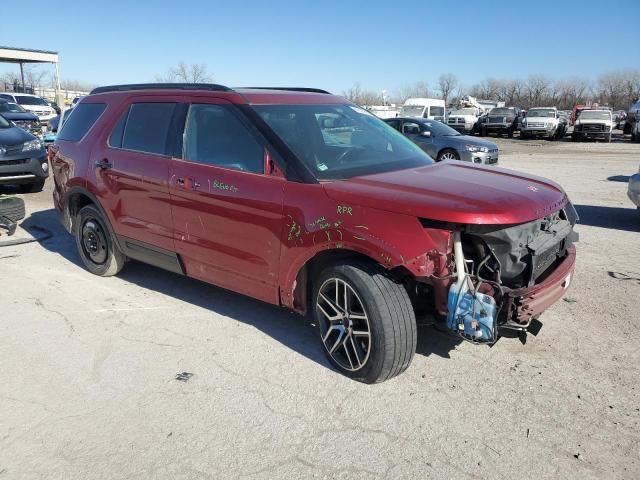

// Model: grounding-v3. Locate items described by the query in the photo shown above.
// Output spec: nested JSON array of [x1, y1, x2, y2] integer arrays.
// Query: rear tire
[[0, 196, 25, 222], [75, 205, 125, 276], [313, 260, 417, 383], [20, 179, 45, 193]]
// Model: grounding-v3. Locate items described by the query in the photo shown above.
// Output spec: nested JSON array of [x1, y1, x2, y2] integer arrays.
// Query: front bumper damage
[[431, 203, 578, 343]]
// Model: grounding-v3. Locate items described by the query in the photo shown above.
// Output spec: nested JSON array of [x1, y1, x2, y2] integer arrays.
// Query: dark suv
[[51, 84, 577, 383], [0, 112, 48, 192]]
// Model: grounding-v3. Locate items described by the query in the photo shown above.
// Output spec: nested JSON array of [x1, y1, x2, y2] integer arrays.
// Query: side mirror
[[421, 131, 432, 138]]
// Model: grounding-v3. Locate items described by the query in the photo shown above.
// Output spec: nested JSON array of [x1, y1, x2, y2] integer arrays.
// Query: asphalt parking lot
[[1, 135, 639, 479]]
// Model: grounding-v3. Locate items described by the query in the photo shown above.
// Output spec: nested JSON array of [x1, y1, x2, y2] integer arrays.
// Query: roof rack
[[239, 87, 331, 94], [90, 83, 231, 95]]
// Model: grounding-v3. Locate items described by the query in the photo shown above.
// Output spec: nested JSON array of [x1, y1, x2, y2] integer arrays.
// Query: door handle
[[95, 158, 112, 170], [176, 177, 200, 190]]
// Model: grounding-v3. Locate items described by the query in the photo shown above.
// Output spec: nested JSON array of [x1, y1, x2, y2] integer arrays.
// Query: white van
[[399, 98, 445, 121]]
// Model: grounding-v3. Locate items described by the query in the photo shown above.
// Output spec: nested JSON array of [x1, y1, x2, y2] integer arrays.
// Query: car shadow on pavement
[[19, 208, 83, 267], [575, 204, 640, 233], [26, 208, 461, 369], [607, 175, 631, 183]]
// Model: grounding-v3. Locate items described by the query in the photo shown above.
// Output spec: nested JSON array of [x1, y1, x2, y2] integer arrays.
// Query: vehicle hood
[[20, 105, 55, 114], [487, 114, 515, 121], [323, 161, 568, 225], [0, 125, 33, 145], [1, 111, 39, 121], [448, 114, 477, 121], [525, 116, 555, 121], [444, 135, 497, 150], [576, 118, 612, 125]]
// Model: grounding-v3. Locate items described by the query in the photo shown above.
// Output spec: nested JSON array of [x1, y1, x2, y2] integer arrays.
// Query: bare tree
[[525, 75, 551, 107], [60, 79, 95, 92], [342, 82, 382, 105], [394, 81, 430, 103], [437, 73, 457, 105], [155, 61, 214, 83]]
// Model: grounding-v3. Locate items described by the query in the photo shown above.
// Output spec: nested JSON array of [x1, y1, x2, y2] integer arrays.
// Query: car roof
[[86, 84, 345, 105]]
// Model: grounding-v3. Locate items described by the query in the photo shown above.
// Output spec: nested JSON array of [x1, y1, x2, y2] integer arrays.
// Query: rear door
[[92, 95, 183, 252], [168, 97, 286, 303]]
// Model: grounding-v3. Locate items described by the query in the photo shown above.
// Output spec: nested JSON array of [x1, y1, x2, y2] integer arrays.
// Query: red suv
[[51, 84, 577, 383]]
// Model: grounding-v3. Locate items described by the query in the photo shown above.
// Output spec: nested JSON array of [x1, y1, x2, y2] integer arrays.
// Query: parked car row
[[0, 92, 57, 124]]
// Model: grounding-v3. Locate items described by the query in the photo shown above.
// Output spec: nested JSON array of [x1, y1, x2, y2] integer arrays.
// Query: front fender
[[278, 183, 452, 309]]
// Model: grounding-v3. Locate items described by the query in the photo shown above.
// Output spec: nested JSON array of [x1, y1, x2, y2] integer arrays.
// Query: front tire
[[20, 179, 45, 193], [75, 205, 125, 276], [313, 261, 417, 383], [437, 149, 460, 162]]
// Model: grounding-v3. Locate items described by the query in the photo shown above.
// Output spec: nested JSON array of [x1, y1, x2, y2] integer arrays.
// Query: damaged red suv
[[51, 84, 578, 383]]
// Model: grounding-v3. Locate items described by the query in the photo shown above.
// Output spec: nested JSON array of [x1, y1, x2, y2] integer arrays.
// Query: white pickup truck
[[520, 107, 567, 140], [446, 107, 482, 134], [571, 109, 613, 142]]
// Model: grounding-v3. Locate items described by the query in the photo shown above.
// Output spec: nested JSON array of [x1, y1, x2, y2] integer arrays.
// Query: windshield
[[490, 107, 514, 115], [0, 114, 11, 128], [452, 108, 476, 116], [255, 104, 434, 180], [399, 104, 425, 117], [0, 102, 27, 113], [15, 95, 48, 106], [527, 109, 555, 118], [579, 110, 611, 120]]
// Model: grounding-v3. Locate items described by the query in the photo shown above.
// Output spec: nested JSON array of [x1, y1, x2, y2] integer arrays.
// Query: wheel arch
[[63, 186, 113, 236], [284, 245, 414, 316]]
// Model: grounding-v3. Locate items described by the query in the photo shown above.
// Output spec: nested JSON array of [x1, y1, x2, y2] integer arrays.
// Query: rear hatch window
[[57, 103, 106, 141]]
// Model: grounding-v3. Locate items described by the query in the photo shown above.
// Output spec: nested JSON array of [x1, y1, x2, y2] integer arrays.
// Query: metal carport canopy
[[0, 46, 61, 102], [0, 46, 59, 64]]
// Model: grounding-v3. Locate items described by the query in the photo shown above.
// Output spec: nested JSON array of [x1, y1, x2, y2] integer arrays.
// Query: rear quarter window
[[121, 102, 176, 155], [57, 103, 107, 141]]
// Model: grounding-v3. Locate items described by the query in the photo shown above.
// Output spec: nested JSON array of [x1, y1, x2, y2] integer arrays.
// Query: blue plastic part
[[446, 278, 497, 343]]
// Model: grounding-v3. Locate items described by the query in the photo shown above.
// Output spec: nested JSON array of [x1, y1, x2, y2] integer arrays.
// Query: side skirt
[[116, 235, 185, 275]]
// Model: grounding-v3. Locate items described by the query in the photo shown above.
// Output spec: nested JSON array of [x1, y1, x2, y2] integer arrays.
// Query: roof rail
[[239, 87, 331, 94], [90, 83, 231, 94]]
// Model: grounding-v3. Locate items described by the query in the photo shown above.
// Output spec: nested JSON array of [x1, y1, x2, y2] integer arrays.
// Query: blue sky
[[2, 0, 638, 95]]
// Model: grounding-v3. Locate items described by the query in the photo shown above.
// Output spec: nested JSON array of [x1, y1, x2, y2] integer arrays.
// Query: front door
[[168, 98, 286, 304], [402, 120, 437, 158]]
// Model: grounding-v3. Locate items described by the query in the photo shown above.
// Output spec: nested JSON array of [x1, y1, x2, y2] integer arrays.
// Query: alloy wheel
[[316, 277, 371, 371], [440, 152, 457, 161]]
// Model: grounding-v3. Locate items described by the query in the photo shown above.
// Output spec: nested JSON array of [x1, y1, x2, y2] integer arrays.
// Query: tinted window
[[122, 103, 176, 155], [108, 109, 128, 148], [402, 121, 421, 135], [183, 104, 263, 173], [57, 103, 107, 141], [385, 119, 400, 131], [0, 94, 13, 101]]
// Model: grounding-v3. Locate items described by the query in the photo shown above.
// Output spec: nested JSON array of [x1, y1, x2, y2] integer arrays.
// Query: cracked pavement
[[1, 137, 639, 479]]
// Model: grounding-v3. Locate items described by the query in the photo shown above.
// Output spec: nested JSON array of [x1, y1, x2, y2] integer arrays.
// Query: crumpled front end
[[441, 202, 578, 341]]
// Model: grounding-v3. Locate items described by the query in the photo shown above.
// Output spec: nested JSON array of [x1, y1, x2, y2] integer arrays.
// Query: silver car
[[385, 117, 499, 164]]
